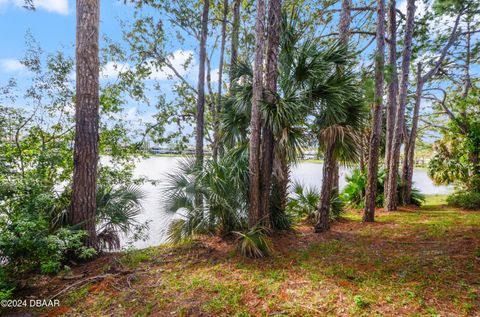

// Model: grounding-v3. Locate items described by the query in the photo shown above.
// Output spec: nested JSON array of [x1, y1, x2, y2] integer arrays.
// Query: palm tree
[[313, 74, 367, 232], [164, 154, 249, 242], [163, 11, 367, 242], [95, 185, 145, 250], [224, 13, 363, 229]]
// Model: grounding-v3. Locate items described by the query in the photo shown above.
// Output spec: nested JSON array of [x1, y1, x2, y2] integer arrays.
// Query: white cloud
[[100, 50, 197, 82], [210, 68, 220, 84], [0, 58, 25, 72], [148, 50, 196, 81], [0, 0, 68, 15], [101, 61, 130, 79], [34, 0, 68, 14]]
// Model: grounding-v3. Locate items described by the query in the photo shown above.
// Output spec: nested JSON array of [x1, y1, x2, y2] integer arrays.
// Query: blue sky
[[0, 1, 133, 62], [0, 0, 206, 142], [1, 0, 477, 145]]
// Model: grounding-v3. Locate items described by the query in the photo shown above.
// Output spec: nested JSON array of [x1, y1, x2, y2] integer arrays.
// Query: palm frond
[[234, 225, 273, 258]]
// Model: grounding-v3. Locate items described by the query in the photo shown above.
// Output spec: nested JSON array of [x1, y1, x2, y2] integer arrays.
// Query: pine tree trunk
[[213, 0, 228, 161], [399, 12, 462, 199], [260, 127, 274, 224], [315, 144, 335, 232], [248, 0, 266, 228], [338, 0, 351, 44], [402, 63, 423, 204], [462, 20, 471, 98], [259, 0, 281, 226], [384, 0, 398, 167], [384, 0, 415, 211], [229, 0, 241, 93], [195, 0, 209, 206], [363, 0, 385, 223], [195, 0, 209, 167], [270, 146, 289, 227], [71, 0, 100, 248]]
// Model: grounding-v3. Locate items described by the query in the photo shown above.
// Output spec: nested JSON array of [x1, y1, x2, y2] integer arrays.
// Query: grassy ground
[[8, 196, 480, 316]]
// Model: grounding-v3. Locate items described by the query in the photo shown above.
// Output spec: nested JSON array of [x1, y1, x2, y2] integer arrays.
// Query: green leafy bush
[[0, 219, 96, 274], [341, 168, 425, 208], [447, 191, 480, 209], [40, 261, 61, 275], [0, 268, 15, 300], [0, 39, 148, 299]]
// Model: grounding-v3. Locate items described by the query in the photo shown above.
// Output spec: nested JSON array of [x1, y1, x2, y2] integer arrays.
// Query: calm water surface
[[123, 157, 451, 248]]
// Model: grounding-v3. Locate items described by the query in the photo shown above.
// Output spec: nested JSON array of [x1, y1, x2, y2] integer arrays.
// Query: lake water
[[124, 157, 452, 248]]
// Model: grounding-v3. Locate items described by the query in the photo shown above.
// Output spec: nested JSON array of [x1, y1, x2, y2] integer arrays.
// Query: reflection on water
[[124, 157, 452, 248]]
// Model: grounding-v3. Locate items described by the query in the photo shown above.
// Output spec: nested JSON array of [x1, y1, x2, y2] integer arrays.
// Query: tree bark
[[195, 0, 209, 167], [338, 0, 352, 44], [317, 0, 350, 232], [363, 0, 385, 222], [398, 12, 462, 203], [248, 0, 266, 228], [332, 159, 339, 197], [259, 0, 281, 227], [271, 145, 289, 227], [72, 0, 100, 248], [462, 19, 471, 98], [229, 0, 241, 93], [315, 144, 335, 232], [195, 0, 209, 206], [213, 0, 228, 161], [402, 63, 423, 204], [359, 151, 365, 172], [384, 0, 415, 211], [331, 0, 351, 210], [384, 0, 398, 166]]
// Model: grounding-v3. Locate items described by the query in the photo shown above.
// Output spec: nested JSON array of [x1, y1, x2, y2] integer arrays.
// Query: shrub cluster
[[447, 191, 480, 209]]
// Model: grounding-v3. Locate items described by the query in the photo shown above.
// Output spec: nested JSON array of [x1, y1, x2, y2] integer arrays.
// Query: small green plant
[[287, 182, 344, 223], [341, 168, 425, 208], [447, 190, 480, 209], [287, 182, 320, 222], [462, 302, 474, 314], [353, 295, 370, 309], [234, 225, 272, 258], [0, 287, 14, 301], [40, 260, 61, 274], [0, 268, 15, 300]]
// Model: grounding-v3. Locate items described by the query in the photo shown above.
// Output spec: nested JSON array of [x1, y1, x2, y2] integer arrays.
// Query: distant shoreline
[[146, 153, 325, 163], [104, 153, 430, 168]]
